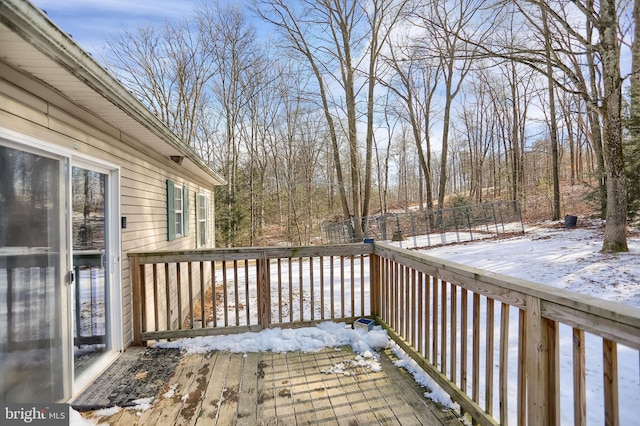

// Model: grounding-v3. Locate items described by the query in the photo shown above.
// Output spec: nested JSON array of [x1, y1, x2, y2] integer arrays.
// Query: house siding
[[0, 59, 217, 347]]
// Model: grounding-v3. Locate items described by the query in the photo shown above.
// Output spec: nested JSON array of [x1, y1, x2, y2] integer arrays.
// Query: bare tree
[[540, 6, 561, 220], [198, 3, 265, 246], [256, 0, 407, 241], [458, 68, 499, 203], [463, 0, 629, 251], [104, 20, 215, 147], [240, 54, 284, 245], [627, 0, 640, 219], [379, 33, 441, 211], [411, 0, 491, 209]]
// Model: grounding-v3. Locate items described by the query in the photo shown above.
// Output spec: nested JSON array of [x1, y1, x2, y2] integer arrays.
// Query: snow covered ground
[[421, 220, 640, 308]]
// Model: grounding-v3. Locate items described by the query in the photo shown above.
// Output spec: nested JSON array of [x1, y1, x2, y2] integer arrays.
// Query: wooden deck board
[[212, 353, 244, 426], [271, 352, 297, 424], [80, 346, 464, 425], [174, 352, 217, 426], [288, 351, 319, 424], [306, 351, 338, 425], [192, 351, 228, 425], [255, 351, 277, 426], [235, 352, 259, 425]]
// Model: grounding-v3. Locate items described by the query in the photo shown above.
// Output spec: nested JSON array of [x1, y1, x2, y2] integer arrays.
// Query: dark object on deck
[[565, 215, 578, 228], [364, 238, 374, 243]]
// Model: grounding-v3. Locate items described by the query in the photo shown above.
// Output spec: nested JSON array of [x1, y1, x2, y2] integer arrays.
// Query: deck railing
[[373, 242, 640, 426], [128, 244, 373, 344], [128, 242, 640, 426]]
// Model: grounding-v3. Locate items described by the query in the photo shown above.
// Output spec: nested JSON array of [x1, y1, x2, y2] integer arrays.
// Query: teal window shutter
[[167, 180, 176, 241], [195, 193, 201, 246], [183, 185, 190, 235]]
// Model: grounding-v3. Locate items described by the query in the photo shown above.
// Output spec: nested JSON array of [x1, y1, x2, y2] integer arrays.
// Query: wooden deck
[[83, 346, 463, 425]]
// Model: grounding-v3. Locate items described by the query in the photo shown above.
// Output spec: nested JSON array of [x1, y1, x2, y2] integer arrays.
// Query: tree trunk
[[438, 68, 454, 209], [541, 7, 561, 220], [599, 0, 628, 252], [586, 0, 608, 219]]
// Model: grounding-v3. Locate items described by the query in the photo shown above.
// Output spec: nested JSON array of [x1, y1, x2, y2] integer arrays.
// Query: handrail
[[128, 243, 372, 263]]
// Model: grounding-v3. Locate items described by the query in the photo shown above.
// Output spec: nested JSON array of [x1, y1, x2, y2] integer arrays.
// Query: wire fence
[[323, 200, 525, 249]]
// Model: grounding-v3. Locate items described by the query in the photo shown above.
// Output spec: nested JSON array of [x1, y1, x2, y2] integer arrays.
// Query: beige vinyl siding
[[0, 61, 217, 346]]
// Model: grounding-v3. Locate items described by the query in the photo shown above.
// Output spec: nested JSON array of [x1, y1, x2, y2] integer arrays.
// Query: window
[[196, 193, 208, 247], [175, 184, 184, 235], [167, 180, 189, 241]]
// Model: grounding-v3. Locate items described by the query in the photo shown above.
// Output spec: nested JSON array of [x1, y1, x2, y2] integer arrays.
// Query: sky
[[72, 221, 640, 425], [31, 0, 201, 57]]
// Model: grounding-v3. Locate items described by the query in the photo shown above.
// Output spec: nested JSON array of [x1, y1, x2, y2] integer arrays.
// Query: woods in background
[[103, 0, 638, 251]]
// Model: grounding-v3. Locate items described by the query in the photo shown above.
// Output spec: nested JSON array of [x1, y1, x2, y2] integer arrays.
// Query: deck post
[[129, 255, 143, 346], [257, 251, 271, 329], [525, 295, 559, 425], [369, 249, 379, 317]]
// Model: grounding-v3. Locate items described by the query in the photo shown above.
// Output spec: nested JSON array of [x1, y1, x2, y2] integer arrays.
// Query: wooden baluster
[[257, 252, 271, 329], [330, 256, 335, 320], [320, 256, 325, 320], [450, 283, 458, 385], [500, 303, 510, 426], [310, 257, 315, 321], [299, 257, 304, 322], [517, 309, 526, 426], [234, 260, 239, 326], [441, 280, 447, 374], [244, 260, 250, 325], [411, 269, 417, 347], [165, 263, 171, 331], [152, 263, 159, 332], [417, 272, 423, 354], [177, 263, 183, 329], [424, 274, 432, 361], [277, 259, 282, 323], [472, 292, 480, 404], [360, 254, 365, 316], [222, 261, 228, 327], [201, 261, 206, 327], [485, 298, 494, 415], [350, 255, 355, 317], [603, 338, 619, 426], [573, 328, 586, 426], [289, 258, 294, 323], [188, 262, 194, 329], [433, 276, 440, 366]]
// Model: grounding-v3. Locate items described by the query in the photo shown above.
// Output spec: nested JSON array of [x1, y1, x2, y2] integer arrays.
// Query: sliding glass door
[[0, 142, 69, 402], [0, 135, 120, 403], [71, 166, 111, 379]]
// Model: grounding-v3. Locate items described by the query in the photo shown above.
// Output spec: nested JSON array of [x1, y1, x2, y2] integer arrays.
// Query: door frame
[[70, 158, 122, 396], [0, 127, 123, 400], [0, 129, 72, 401]]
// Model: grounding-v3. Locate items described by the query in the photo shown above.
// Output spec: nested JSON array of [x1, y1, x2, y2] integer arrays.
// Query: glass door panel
[[0, 143, 67, 402], [71, 167, 110, 377]]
